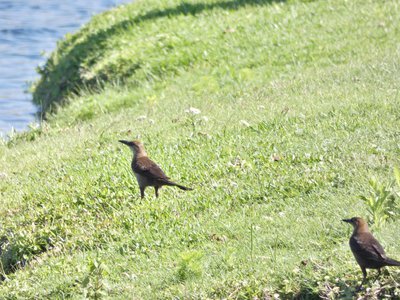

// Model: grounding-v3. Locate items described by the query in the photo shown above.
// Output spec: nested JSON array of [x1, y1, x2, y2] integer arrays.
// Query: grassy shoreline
[[1, 0, 400, 298]]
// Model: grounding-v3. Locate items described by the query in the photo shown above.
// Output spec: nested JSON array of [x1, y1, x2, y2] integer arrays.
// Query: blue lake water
[[0, 0, 131, 137]]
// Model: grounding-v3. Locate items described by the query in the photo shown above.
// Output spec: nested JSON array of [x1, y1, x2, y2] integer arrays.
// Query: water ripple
[[0, 0, 131, 137]]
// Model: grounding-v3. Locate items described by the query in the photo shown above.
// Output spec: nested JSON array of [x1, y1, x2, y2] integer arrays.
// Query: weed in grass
[[81, 257, 109, 299], [360, 169, 400, 228], [176, 250, 204, 283], [394, 166, 400, 197]]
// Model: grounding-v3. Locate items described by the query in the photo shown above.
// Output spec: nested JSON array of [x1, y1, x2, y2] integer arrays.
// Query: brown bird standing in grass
[[343, 217, 400, 289], [119, 140, 193, 198]]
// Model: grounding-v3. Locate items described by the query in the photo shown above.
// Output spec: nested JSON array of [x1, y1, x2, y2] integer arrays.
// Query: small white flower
[[295, 128, 303, 135], [136, 115, 147, 121], [270, 154, 281, 162], [197, 132, 211, 139], [239, 120, 250, 127], [148, 119, 155, 125], [185, 107, 201, 115], [201, 116, 209, 122]]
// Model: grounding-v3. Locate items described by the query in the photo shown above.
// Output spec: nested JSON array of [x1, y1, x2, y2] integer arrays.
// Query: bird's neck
[[354, 223, 370, 234], [134, 150, 147, 160]]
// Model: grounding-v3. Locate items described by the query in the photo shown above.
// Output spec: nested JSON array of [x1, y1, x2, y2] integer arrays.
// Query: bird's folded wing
[[134, 158, 170, 181], [371, 243, 387, 260], [352, 236, 386, 262]]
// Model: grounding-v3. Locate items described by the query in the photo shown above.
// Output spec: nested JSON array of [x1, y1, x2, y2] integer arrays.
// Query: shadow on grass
[[288, 279, 358, 299], [294, 275, 400, 300], [33, 0, 286, 114]]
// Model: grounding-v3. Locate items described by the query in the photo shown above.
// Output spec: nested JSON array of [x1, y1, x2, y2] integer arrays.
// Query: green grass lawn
[[1, 0, 400, 298]]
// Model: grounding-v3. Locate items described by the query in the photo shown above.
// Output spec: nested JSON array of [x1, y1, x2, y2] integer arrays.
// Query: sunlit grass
[[1, 0, 400, 298]]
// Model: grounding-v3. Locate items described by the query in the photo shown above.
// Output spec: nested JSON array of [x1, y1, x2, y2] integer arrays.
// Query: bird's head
[[119, 140, 147, 156], [342, 217, 369, 232]]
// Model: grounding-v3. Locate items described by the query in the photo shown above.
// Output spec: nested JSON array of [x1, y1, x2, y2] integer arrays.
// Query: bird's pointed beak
[[119, 140, 130, 146], [342, 218, 352, 223]]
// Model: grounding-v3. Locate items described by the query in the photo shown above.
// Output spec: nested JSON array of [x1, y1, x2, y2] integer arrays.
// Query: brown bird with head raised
[[119, 140, 193, 198], [343, 217, 400, 288]]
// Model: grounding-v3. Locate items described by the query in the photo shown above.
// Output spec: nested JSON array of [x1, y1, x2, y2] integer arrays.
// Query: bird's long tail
[[166, 181, 193, 191], [385, 257, 400, 266]]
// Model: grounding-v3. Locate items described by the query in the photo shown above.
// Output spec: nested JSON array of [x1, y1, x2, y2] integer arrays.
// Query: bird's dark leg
[[374, 268, 382, 282], [155, 186, 159, 198], [357, 267, 367, 291], [140, 186, 145, 199]]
